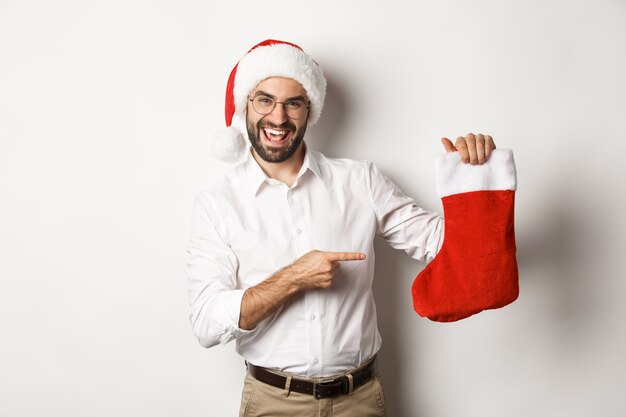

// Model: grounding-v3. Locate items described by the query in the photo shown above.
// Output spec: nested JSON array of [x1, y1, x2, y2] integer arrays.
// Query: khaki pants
[[238, 371, 386, 417]]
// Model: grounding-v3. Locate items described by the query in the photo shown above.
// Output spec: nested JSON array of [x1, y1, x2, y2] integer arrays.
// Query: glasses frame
[[248, 96, 310, 120]]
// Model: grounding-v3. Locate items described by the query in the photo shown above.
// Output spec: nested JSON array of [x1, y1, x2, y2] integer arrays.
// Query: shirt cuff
[[223, 288, 257, 340]]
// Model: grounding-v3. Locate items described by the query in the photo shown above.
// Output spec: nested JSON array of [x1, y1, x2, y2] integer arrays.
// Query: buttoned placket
[[285, 182, 323, 377]]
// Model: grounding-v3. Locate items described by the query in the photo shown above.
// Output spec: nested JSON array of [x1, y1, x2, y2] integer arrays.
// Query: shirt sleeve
[[366, 161, 444, 263], [186, 193, 255, 348]]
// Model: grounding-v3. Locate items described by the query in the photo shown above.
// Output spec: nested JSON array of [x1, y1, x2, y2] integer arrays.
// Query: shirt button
[[313, 358, 319, 365], [296, 228, 302, 234], [310, 314, 316, 320]]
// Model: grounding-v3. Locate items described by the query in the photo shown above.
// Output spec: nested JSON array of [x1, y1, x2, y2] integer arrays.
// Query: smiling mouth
[[262, 127, 292, 144]]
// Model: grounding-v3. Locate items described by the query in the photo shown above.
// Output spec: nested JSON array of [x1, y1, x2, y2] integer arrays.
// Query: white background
[[1, 1, 625, 416]]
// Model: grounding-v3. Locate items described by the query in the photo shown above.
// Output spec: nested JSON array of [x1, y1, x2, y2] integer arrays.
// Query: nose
[[266, 102, 288, 125]]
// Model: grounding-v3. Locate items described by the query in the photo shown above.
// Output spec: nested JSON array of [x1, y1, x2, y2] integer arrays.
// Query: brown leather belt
[[247, 357, 378, 400]]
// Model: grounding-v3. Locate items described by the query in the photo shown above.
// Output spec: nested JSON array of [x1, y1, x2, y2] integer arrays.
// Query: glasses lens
[[283, 100, 307, 119], [252, 96, 275, 115]]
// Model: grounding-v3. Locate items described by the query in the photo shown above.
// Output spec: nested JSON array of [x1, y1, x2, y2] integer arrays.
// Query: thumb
[[441, 137, 457, 153]]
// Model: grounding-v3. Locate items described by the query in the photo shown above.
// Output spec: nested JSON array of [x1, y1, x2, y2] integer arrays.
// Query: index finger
[[324, 251, 367, 261]]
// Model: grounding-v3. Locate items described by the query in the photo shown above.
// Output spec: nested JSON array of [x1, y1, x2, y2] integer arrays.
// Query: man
[[187, 40, 498, 416]]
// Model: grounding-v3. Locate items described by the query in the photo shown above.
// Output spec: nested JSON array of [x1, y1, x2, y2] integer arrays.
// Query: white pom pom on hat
[[210, 126, 247, 163], [212, 39, 327, 163]]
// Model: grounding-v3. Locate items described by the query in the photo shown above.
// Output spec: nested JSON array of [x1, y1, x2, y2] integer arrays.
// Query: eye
[[256, 96, 273, 104], [285, 100, 304, 109]]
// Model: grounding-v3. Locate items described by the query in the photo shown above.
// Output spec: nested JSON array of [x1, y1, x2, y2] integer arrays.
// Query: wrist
[[275, 264, 303, 296]]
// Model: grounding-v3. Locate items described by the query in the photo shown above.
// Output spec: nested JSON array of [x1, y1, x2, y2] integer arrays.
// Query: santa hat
[[211, 39, 327, 163]]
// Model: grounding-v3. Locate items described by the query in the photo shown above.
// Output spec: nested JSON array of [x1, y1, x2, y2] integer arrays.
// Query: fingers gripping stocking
[[412, 149, 519, 322]]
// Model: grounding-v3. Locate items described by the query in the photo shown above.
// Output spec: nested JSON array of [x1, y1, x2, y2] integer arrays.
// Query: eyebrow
[[252, 90, 307, 102]]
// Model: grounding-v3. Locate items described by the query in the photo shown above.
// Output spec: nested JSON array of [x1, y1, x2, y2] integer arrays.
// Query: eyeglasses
[[249, 95, 310, 119]]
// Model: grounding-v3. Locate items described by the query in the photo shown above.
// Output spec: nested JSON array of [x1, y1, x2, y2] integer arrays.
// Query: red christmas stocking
[[412, 149, 519, 322]]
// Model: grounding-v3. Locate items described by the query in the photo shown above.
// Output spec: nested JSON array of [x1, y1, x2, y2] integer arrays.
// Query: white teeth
[[264, 128, 287, 136]]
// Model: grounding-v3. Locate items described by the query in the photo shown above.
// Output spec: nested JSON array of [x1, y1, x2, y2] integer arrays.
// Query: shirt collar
[[243, 143, 322, 196]]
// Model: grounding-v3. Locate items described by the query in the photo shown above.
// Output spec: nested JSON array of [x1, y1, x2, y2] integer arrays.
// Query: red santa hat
[[211, 39, 327, 163]]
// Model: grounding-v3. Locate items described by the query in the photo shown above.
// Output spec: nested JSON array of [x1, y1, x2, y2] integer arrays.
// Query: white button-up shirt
[[186, 147, 443, 378]]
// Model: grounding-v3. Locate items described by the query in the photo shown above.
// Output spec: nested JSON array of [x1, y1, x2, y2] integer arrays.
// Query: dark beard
[[246, 118, 307, 163]]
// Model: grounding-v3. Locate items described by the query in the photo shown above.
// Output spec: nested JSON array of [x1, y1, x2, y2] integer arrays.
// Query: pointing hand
[[287, 250, 366, 290]]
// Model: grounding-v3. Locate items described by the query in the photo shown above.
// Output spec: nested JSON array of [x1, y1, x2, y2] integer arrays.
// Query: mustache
[[258, 120, 296, 131]]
